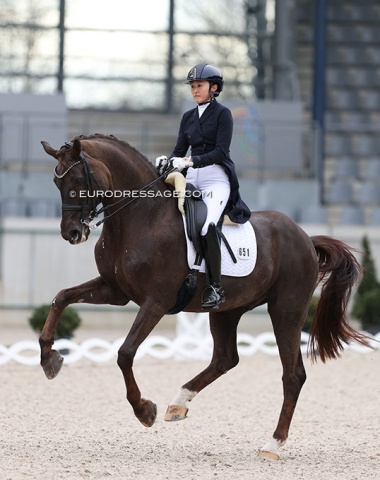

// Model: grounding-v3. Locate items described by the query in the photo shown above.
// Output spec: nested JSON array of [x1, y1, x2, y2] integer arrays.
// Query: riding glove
[[155, 155, 168, 175], [171, 157, 194, 172]]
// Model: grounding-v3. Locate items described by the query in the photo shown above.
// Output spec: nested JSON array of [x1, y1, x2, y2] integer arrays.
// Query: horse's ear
[[71, 138, 82, 160], [41, 141, 59, 160]]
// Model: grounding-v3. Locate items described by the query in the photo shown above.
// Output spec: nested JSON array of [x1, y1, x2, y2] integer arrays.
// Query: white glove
[[155, 155, 167, 167], [171, 157, 194, 172], [155, 155, 168, 175]]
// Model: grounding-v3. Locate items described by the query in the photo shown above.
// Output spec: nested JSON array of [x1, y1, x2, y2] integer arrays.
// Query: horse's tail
[[308, 235, 372, 362]]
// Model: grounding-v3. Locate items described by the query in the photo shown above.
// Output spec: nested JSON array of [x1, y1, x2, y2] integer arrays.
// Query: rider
[[156, 63, 250, 309]]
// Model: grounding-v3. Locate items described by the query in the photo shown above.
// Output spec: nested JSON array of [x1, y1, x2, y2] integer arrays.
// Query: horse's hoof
[[41, 350, 64, 379], [164, 405, 188, 422], [259, 437, 285, 460], [139, 400, 157, 428], [259, 450, 280, 461]]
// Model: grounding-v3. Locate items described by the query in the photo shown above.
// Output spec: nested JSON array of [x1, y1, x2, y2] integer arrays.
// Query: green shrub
[[28, 304, 82, 339], [351, 235, 380, 333], [302, 295, 319, 333], [352, 288, 380, 332], [355, 236, 379, 295]]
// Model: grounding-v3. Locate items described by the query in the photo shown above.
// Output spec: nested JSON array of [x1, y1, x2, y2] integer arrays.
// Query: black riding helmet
[[185, 64, 224, 97]]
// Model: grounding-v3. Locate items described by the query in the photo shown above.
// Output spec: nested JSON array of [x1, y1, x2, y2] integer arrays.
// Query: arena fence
[[1, 313, 379, 366]]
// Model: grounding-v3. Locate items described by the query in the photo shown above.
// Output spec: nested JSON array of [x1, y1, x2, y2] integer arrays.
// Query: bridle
[[55, 141, 175, 229], [54, 142, 100, 227]]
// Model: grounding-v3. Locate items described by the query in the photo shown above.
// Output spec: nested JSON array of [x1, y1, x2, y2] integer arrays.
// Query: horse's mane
[[71, 133, 157, 174]]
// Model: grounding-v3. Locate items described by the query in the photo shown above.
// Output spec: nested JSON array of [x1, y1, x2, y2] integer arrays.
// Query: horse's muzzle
[[62, 224, 90, 245]]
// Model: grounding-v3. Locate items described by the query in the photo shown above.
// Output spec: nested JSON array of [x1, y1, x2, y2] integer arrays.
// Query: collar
[[197, 102, 210, 117]]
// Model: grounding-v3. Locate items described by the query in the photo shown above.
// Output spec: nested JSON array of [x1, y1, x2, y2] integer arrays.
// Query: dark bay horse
[[40, 134, 370, 460]]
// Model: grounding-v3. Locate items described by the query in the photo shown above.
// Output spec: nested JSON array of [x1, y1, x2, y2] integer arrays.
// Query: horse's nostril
[[68, 229, 80, 243]]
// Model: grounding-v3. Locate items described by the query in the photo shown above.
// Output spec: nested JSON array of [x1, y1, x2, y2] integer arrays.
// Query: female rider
[[156, 64, 250, 309]]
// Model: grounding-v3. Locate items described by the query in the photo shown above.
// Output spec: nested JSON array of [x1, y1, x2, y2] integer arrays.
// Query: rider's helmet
[[185, 64, 224, 97]]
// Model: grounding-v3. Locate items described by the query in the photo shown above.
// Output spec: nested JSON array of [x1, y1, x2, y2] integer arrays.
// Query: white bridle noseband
[[54, 160, 81, 179]]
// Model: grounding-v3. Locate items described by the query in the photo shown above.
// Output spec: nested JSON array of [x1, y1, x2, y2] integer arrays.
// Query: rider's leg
[[187, 165, 230, 308], [201, 222, 225, 309]]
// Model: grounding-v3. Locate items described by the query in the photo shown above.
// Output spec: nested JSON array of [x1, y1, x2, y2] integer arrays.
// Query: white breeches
[[186, 164, 230, 236]]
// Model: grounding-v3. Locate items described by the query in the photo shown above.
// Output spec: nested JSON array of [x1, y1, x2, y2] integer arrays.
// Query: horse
[[40, 134, 371, 460]]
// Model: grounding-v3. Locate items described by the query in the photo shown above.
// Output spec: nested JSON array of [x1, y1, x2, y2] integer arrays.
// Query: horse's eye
[[74, 176, 83, 186]]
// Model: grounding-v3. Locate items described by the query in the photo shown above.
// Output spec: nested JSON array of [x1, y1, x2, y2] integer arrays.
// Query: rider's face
[[190, 80, 217, 104]]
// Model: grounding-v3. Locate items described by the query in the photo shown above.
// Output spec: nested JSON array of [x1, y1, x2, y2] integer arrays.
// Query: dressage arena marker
[[1, 313, 379, 366]]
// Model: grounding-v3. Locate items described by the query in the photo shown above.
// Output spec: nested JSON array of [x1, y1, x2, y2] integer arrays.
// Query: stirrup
[[201, 284, 225, 309]]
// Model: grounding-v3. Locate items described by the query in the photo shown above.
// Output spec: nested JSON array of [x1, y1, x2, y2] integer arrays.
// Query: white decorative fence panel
[[1, 312, 379, 367]]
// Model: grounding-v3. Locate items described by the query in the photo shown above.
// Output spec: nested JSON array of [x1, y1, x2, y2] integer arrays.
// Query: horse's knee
[[50, 289, 69, 309]]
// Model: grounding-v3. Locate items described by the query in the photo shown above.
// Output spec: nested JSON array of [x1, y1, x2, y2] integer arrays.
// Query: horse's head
[[41, 138, 111, 245]]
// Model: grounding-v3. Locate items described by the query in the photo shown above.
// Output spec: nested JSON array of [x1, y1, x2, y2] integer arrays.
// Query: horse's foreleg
[[117, 303, 166, 428], [260, 307, 307, 460], [39, 276, 128, 379], [165, 309, 243, 422]]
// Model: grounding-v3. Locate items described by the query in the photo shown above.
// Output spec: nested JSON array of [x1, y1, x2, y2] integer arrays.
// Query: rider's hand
[[155, 155, 168, 175], [171, 157, 194, 172]]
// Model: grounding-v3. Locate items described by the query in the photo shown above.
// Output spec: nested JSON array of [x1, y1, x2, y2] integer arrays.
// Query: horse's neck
[[109, 158, 155, 192], [83, 138, 155, 192], [102, 177, 180, 241], [97, 145, 173, 228]]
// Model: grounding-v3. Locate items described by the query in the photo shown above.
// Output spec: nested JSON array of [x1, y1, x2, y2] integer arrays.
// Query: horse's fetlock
[[39, 335, 54, 350]]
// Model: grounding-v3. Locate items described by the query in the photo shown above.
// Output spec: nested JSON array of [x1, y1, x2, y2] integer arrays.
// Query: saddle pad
[[183, 217, 257, 277]]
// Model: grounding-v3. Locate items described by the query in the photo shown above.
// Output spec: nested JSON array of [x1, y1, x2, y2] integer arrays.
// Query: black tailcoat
[[169, 100, 251, 224]]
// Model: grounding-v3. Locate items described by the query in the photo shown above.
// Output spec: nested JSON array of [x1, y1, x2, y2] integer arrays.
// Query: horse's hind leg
[[259, 304, 307, 460], [165, 308, 244, 421]]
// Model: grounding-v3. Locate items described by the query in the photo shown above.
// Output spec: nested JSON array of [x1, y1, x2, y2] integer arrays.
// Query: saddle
[[183, 183, 207, 257], [165, 172, 237, 314], [165, 172, 236, 259], [165, 172, 204, 257]]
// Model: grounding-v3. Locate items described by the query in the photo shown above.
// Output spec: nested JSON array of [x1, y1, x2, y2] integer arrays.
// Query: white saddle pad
[[183, 217, 257, 277]]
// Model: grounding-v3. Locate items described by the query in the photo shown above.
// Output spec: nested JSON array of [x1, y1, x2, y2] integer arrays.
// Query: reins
[[92, 170, 175, 228]]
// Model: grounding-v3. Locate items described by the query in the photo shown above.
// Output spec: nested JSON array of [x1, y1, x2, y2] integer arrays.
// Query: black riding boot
[[201, 223, 225, 309]]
